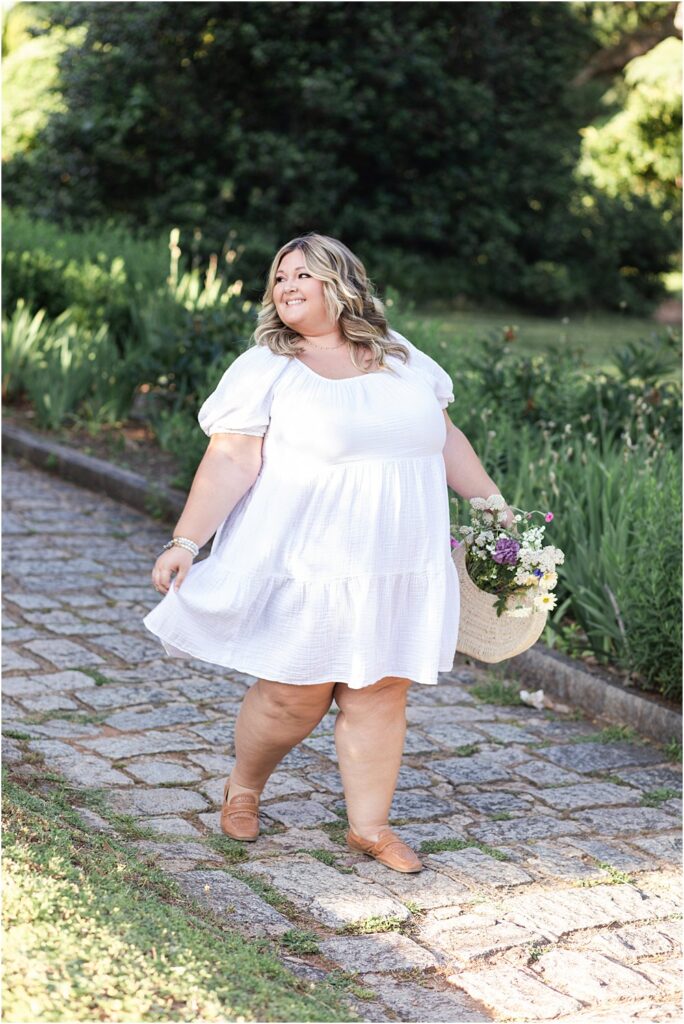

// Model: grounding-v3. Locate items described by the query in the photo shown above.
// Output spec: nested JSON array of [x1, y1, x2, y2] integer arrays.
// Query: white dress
[[142, 329, 460, 688]]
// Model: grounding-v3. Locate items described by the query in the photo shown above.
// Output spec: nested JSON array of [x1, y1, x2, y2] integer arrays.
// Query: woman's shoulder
[[385, 328, 424, 362], [221, 342, 293, 381], [385, 328, 454, 406], [233, 342, 290, 366]]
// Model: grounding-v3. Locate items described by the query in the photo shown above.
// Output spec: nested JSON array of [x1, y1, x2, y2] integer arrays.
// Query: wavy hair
[[251, 233, 409, 372]]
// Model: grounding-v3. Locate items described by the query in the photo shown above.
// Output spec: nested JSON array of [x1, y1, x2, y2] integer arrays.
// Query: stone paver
[[2, 455, 682, 1023], [239, 853, 411, 928], [418, 906, 545, 962], [319, 932, 445, 972], [425, 847, 535, 888], [534, 949, 660, 1004], [448, 963, 584, 1019], [173, 869, 292, 938], [358, 973, 491, 1022], [353, 862, 471, 908]]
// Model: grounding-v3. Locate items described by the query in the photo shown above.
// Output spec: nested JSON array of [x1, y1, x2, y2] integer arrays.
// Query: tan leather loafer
[[220, 776, 259, 841], [346, 826, 423, 873]]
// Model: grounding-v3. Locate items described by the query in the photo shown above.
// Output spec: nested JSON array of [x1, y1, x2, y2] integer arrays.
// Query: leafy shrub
[[2, 300, 139, 429], [620, 450, 682, 699], [442, 326, 681, 698]]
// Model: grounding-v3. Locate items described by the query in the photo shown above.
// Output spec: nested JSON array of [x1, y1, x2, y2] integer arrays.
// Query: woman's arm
[[173, 433, 264, 548], [152, 433, 264, 594], [442, 411, 515, 528]]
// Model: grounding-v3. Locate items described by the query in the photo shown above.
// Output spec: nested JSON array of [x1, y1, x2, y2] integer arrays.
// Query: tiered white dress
[[142, 329, 460, 688]]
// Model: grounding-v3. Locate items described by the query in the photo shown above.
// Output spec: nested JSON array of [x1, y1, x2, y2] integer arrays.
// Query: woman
[[143, 233, 514, 874]]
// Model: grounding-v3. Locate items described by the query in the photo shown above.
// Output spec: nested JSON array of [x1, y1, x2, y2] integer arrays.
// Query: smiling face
[[273, 248, 330, 332]]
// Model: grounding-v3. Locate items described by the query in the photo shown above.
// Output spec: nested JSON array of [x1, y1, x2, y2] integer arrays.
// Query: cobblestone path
[[2, 454, 682, 1022]]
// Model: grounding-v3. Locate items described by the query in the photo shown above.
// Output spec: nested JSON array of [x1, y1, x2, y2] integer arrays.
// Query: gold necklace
[[300, 339, 348, 351]]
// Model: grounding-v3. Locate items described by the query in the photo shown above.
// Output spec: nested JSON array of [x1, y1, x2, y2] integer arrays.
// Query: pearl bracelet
[[162, 536, 199, 557]]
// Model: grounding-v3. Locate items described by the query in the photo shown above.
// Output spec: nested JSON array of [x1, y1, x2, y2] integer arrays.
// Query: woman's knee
[[333, 675, 412, 715], [256, 678, 336, 722]]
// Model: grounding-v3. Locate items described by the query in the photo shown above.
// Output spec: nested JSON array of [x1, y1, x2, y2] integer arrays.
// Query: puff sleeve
[[390, 330, 455, 409], [197, 344, 285, 437]]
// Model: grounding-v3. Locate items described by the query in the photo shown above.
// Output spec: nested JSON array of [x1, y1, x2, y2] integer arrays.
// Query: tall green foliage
[[4, 1, 679, 309], [577, 36, 682, 208]]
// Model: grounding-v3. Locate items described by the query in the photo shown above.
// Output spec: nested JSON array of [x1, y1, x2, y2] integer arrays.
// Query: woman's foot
[[220, 774, 261, 841], [346, 825, 423, 873]]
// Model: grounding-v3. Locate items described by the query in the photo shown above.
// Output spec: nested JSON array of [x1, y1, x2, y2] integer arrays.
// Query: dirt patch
[[3, 403, 183, 488]]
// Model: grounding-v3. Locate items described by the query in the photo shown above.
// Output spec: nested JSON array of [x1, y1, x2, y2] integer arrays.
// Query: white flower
[[534, 592, 557, 612], [504, 606, 534, 618], [470, 497, 487, 510], [487, 494, 506, 510]]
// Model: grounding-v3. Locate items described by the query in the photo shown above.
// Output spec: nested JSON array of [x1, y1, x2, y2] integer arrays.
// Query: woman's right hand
[[151, 547, 195, 595]]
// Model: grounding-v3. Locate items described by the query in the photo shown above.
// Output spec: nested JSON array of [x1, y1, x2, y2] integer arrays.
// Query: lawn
[[403, 304, 682, 379], [2, 763, 363, 1023]]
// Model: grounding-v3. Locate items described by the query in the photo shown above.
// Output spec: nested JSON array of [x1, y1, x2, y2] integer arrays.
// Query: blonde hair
[[251, 233, 410, 373]]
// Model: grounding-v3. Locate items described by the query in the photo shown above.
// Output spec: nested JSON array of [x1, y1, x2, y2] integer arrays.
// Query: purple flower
[[545, 512, 554, 522], [492, 537, 520, 565], [533, 568, 544, 577], [450, 536, 462, 548]]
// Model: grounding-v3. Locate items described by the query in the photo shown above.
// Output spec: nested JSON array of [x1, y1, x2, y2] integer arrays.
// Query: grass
[[337, 915, 406, 935], [664, 738, 683, 762], [1, 765, 362, 1023], [527, 942, 553, 963], [325, 970, 378, 1002], [229, 869, 300, 918], [302, 848, 337, 867], [586, 771, 632, 786], [301, 848, 354, 874], [413, 305, 682, 379], [320, 808, 350, 847], [578, 862, 634, 887], [73, 667, 117, 687], [469, 671, 524, 706], [280, 929, 321, 955], [562, 725, 643, 745], [587, 725, 639, 743], [639, 787, 681, 808], [21, 708, 110, 726], [418, 837, 511, 861], [205, 833, 251, 866]]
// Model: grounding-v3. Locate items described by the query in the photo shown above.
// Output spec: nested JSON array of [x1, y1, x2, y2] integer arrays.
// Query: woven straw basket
[[452, 542, 548, 663]]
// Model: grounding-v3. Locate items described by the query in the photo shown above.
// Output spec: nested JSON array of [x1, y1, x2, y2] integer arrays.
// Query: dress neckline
[[293, 355, 389, 383]]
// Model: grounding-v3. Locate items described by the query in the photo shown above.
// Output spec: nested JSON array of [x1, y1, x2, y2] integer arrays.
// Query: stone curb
[[4, 418, 681, 745], [450, 643, 679, 741], [2, 422, 186, 521], [471, 645, 681, 746]]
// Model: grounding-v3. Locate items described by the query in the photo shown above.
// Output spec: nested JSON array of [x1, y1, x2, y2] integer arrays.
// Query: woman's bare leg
[[333, 675, 413, 841], [228, 678, 336, 800]]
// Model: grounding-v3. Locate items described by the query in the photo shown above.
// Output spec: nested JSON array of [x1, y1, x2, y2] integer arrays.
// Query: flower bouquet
[[451, 494, 565, 663]]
